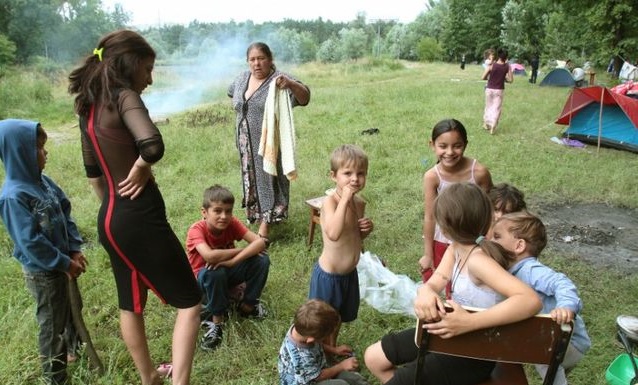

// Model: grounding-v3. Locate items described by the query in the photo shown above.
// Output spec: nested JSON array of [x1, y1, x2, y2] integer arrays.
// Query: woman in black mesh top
[[68, 30, 200, 385]]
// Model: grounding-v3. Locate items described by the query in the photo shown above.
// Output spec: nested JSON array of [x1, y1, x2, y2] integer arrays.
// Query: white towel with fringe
[[259, 81, 297, 180]]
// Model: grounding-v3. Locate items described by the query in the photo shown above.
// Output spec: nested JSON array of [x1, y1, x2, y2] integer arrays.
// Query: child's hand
[[213, 259, 235, 270], [338, 356, 359, 372], [339, 185, 356, 202], [358, 217, 373, 236], [333, 344, 353, 357], [414, 284, 445, 322], [71, 251, 88, 271], [423, 300, 471, 338], [550, 307, 575, 324], [66, 258, 86, 279], [418, 255, 432, 273]]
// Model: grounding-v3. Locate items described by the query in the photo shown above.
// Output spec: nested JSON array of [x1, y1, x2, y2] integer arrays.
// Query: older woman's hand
[[275, 75, 290, 89]]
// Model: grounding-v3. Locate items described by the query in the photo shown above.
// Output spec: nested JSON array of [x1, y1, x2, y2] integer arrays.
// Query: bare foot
[[145, 371, 163, 385]]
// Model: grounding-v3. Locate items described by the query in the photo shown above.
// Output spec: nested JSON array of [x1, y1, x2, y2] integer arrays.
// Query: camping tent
[[511, 63, 527, 76], [555, 86, 638, 153], [540, 68, 575, 87]]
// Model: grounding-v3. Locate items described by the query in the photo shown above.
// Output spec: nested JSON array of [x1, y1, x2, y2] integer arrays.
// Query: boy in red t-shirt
[[186, 184, 270, 351]]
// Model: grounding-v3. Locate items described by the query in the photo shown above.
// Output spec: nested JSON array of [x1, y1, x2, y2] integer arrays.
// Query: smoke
[[142, 36, 249, 119]]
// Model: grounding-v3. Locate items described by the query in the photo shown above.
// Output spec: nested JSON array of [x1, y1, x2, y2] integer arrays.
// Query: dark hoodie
[[0, 119, 83, 273]]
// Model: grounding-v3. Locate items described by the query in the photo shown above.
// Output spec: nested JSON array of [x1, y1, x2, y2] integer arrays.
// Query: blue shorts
[[308, 263, 359, 322]]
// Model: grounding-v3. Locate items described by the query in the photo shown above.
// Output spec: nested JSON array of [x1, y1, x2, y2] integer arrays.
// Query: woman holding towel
[[228, 42, 310, 239]]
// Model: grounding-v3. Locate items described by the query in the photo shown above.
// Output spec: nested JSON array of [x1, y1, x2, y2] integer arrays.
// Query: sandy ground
[[529, 201, 638, 274]]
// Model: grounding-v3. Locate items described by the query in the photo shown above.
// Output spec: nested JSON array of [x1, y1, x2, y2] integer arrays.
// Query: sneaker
[[200, 319, 215, 330], [200, 322, 223, 351], [238, 301, 268, 320]]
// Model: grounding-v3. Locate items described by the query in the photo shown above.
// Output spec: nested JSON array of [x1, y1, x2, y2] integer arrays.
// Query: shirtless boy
[[308, 144, 374, 349]]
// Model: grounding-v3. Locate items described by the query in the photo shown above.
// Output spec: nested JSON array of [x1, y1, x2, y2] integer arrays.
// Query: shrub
[[416, 37, 444, 62]]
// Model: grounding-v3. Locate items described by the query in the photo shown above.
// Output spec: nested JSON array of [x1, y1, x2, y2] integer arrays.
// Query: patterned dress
[[228, 70, 306, 225]]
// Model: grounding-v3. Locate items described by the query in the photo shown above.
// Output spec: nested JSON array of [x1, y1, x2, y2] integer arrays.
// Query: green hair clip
[[93, 47, 103, 62]]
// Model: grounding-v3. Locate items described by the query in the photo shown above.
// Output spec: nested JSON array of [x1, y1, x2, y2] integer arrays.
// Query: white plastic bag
[[357, 251, 420, 318]]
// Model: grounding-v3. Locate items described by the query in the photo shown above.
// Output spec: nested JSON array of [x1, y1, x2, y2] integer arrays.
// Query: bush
[[416, 37, 444, 62], [0, 34, 16, 66], [0, 69, 54, 120]]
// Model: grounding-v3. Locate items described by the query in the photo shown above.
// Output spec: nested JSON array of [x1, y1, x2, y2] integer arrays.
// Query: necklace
[[450, 244, 479, 295]]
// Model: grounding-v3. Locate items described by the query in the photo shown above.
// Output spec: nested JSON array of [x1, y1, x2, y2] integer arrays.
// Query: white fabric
[[259, 81, 297, 180], [620, 62, 637, 82]]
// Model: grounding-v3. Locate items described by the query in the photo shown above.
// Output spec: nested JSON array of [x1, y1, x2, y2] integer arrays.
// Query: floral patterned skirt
[[237, 120, 289, 224]]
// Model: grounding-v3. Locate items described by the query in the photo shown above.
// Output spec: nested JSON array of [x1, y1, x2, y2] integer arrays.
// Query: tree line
[[0, 0, 635, 75]]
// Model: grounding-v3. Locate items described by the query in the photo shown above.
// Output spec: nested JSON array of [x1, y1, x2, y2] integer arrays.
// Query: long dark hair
[[68, 30, 156, 117]]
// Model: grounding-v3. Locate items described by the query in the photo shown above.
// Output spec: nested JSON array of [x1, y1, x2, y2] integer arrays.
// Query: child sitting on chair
[[491, 210, 591, 385]]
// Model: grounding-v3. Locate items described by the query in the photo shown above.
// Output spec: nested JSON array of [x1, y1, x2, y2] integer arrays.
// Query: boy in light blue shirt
[[278, 299, 369, 385], [492, 210, 591, 385]]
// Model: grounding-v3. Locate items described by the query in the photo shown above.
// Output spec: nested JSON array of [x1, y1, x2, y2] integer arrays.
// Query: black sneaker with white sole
[[200, 321, 223, 351]]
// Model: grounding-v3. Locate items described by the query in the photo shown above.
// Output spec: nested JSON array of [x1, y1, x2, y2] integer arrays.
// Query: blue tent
[[540, 68, 575, 87], [556, 86, 638, 153]]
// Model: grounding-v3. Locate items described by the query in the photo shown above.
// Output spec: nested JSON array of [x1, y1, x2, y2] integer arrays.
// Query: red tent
[[555, 86, 638, 153], [556, 86, 638, 127]]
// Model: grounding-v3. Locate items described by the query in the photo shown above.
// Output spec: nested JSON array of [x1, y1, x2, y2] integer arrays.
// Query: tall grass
[[0, 60, 636, 384]]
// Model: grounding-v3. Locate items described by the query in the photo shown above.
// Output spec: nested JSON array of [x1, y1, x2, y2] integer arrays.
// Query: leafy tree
[[0, 34, 17, 65], [338, 28, 368, 61], [296, 31, 318, 63], [579, 0, 637, 74], [501, 0, 552, 62], [469, 0, 507, 59], [416, 36, 444, 62], [501, 0, 551, 61], [543, 7, 587, 64], [3, 0, 63, 62], [268, 27, 301, 63], [384, 24, 409, 60], [441, 0, 475, 60], [411, 0, 449, 43], [157, 24, 188, 55], [53, 0, 121, 63], [143, 29, 169, 59], [316, 38, 341, 63]]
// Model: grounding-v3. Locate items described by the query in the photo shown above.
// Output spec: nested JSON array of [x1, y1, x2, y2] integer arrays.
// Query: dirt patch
[[530, 202, 638, 274]]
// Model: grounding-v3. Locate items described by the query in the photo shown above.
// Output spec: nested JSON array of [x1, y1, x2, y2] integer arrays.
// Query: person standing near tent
[[529, 54, 539, 84], [481, 48, 513, 134]]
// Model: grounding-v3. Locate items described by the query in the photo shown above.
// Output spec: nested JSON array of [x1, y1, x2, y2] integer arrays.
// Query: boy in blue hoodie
[[0, 119, 87, 385]]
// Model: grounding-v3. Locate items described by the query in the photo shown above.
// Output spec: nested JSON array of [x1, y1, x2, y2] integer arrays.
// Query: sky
[[101, 0, 428, 27]]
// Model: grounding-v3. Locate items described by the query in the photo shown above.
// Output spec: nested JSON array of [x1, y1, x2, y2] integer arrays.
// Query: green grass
[[0, 60, 637, 384]]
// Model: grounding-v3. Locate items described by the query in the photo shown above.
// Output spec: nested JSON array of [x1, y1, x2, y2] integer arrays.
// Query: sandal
[[157, 362, 173, 379]]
